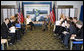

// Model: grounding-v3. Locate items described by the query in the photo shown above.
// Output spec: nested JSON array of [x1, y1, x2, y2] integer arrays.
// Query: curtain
[[79, 5, 83, 22]]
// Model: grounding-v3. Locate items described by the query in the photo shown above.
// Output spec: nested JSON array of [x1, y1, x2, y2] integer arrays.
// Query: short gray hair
[[76, 21, 83, 25]]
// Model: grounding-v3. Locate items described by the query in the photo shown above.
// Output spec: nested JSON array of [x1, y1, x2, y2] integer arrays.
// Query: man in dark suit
[[1, 18, 10, 39], [63, 21, 77, 48], [8, 17, 16, 28], [70, 21, 83, 50], [8, 16, 16, 44]]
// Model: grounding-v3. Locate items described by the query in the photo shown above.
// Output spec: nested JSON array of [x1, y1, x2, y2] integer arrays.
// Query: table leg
[[70, 40, 73, 50], [81, 45, 83, 50], [7, 41, 8, 48]]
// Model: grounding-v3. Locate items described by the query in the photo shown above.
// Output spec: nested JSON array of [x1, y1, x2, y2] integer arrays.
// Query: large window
[[57, 5, 78, 20], [1, 8, 18, 23], [22, 2, 52, 21]]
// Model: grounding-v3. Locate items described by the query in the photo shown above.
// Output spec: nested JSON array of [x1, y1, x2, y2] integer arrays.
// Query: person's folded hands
[[71, 34, 76, 37], [62, 31, 69, 35], [70, 36, 75, 39]]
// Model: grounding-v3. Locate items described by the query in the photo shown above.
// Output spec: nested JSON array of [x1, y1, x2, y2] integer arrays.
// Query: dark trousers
[[16, 29, 21, 40], [28, 22, 34, 30], [63, 34, 71, 46], [43, 23, 48, 31], [21, 24, 25, 35], [54, 26, 66, 34], [2, 34, 8, 39], [54, 26, 61, 34], [2, 32, 9, 39], [9, 33, 15, 44], [60, 33, 65, 40], [58, 26, 66, 35]]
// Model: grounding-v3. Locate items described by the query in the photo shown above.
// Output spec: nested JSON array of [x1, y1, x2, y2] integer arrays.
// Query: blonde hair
[[26, 15, 30, 18], [76, 21, 83, 25], [60, 14, 65, 19], [10, 16, 16, 21]]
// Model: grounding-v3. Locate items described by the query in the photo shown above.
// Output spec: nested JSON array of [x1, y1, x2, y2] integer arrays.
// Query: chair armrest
[[74, 39, 83, 41], [70, 38, 83, 41]]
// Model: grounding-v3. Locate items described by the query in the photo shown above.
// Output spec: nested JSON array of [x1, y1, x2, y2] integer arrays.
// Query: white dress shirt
[[26, 18, 32, 24], [55, 21, 61, 26]]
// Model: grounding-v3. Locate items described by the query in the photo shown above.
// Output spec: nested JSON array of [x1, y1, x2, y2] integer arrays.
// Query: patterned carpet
[[7, 26, 68, 50]]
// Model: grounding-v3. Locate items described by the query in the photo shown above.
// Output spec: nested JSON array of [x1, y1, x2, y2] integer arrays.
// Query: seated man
[[8, 16, 16, 28], [9, 25, 16, 45], [15, 22, 21, 41], [42, 18, 48, 31], [54, 15, 67, 35], [73, 17, 78, 24], [8, 16, 16, 45], [54, 18, 64, 34], [1, 18, 10, 39], [70, 21, 83, 50], [46, 15, 51, 30], [62, 21, 77, 48], [58, 18, 67, 36]]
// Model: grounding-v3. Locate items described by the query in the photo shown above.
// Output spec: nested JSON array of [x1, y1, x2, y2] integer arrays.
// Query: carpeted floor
[[7, 26, 68, 50]]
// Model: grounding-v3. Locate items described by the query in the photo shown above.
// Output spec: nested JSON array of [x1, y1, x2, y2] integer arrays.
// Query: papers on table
[[9, 26, 16, 33], [55, 21, 61, 25], [62, 23, 65, 27]]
